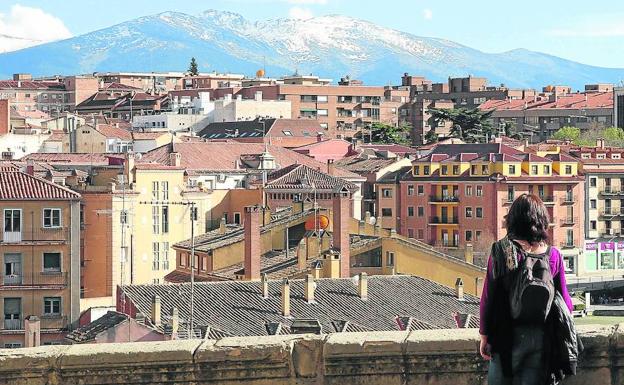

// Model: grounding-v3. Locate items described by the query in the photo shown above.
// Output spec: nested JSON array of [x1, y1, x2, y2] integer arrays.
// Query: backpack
[[491, 237, 555, 324], [508, 246, 555, 324]]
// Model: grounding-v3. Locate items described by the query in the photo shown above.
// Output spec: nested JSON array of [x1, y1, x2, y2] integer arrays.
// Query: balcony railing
[[559, 217, 578, 226], [429, 195, 460, 203], [431, 241, 460, 248], [560, 241, 576, 249], [501, 197, 514, 206], [0, 227, 69, 244], [40, 315, 68, 330], [561, 195, 575, 204], [1, 272, 68, 288], [601, 229, 621, 238], [429, 216, 459, 224], [600, 208, 624, 217], [3, 318, 22, 330], [538, 195, 555, 204], [600, 187, 624, 196]]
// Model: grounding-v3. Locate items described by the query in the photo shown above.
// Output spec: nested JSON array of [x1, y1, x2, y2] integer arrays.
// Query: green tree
[[370, 122, 411, 145], [427, 107, 495, 143], [188, 57, 199, 76], [503, 121, 525, 140], [424, 128, 439, 144], [552, 126, 581, 142]]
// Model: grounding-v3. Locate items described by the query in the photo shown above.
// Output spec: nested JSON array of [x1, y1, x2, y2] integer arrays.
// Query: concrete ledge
[[0, 325, 622, 385]]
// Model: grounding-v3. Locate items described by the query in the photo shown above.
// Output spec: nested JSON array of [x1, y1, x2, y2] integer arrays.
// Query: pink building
[[293, 139, 357, 162]]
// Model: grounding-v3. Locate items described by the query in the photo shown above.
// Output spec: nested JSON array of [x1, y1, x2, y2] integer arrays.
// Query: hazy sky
[[2, 0, 624, 67]]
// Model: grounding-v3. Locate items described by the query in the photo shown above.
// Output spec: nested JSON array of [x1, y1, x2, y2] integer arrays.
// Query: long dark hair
[[504, 193, 550, 244]]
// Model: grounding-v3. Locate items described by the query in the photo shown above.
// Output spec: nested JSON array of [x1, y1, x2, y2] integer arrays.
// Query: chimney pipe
[[332, 192, 351, 278], [24, 316, 41, 348], [26, 159, 35, 176], [151, 295, 161, 326], [169, 152, 181, 167], [261, 273, 269, 298], [171, 307, 179, 339], [219, 217, 227, 234], [312, 261, 322, 279], [297, 238, 307, 270], [304, 274, 315, 303], [323, 253, 341, 279], [244, 206, 261, 281], [327, 159, 335, 176], [455, 278, 464, 301], [358, 272, 368, 301], [464, 243, 474, 264], [281, 278, 291, 317]]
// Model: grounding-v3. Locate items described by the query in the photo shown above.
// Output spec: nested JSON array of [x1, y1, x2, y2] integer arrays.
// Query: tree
[[424, 128, 439, 144], [503, 121, 525, 140], [188, 57, 199, 76], [552, 126, 581, 142], [370, 122, 411, 145], [427, 107, 495, 143]]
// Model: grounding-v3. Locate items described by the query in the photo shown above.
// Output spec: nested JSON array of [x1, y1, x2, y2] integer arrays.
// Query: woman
[[479, 194, 575, 385]]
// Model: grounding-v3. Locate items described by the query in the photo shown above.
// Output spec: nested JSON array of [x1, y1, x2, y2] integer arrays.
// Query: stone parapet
[[0, 325, 622, 385]]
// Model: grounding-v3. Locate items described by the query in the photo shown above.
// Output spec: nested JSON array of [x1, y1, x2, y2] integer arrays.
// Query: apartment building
[[480, 89, 614, 142], [94, 72, 187, 93], [0, 167, 81, 347], [394, 143, 584, 274], [182, 73, 245, 89], [75, 91, 169, 120], [0, 74, 99, 114]]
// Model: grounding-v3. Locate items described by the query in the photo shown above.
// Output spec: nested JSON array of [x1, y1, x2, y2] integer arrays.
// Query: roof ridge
[[0, 169, 81, 199]]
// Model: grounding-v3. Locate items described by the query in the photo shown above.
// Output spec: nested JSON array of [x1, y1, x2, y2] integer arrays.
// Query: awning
[[299, 108, 317, 113]]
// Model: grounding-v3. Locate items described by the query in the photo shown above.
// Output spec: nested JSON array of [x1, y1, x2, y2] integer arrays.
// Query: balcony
[[559, 241, 576, 249], [431, 240, 460, 248], [1, 315, 68, 331], [1, 272, 68, 288], [3, 318, 22, 330], [600, 208, 624, 218], [0, 227, 69, 244], [601, 229, 621, 238], [600, 187, 624, 196], [538, 195, 555, 205], [501, 197, 514, 206], [429, 195, 460, 204], [429, 216, 459, 225], [560, 194, 575, 204], [559, 217, 578, 226]]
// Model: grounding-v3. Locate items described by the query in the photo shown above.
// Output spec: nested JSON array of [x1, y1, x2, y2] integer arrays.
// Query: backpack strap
[[491, 236, 520, 279]]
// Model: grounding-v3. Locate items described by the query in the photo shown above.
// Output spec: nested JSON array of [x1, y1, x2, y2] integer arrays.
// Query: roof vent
[[290, 319, 322, 335]]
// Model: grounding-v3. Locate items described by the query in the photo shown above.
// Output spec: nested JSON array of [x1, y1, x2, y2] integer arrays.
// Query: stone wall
[[0, 325, 621, 385]]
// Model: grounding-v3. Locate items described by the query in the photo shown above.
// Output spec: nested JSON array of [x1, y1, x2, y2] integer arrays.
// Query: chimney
[[255, 91, 263, 101], [358, 272, 368, 301], [312, 261, 322, 279], [455, 278, 464, 301], [281, 278, 291, 317], [236, 94, 243, 102], [0, 99, 9, 135], [304, 274, 315, 303], [585, 292, 591, 312], [297, 238, 307, 270], [323, 252, 341, 279], [171, 307, 179, 339], [261, 273, 269, 298], [327, 159, 335, 176], [464, 243, 474, 264], [244, 206, 261, 281], [169, 152, 181, 167], [26, 159, 35, 176], [597, 138, 605, 149], [219, 217, 227, 234], [332, 192, 351, 278], [151, 295, 161, 325], [290, 319, 322, 335], [24, 316, 41, 348]]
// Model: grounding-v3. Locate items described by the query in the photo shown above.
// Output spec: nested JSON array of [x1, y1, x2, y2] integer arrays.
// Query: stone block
[[0, 345, 69, 385]]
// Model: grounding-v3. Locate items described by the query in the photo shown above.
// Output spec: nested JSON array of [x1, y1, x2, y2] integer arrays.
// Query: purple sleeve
[[479, 255, 492, 335], [553, 248, 574, 313]]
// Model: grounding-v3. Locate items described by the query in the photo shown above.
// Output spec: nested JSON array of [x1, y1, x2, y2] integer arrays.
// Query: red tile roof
[[22, 153, 124, 166], [0, 80, 65, 90], [0, 170, 81, 200], [44, 131, 66, 142], [266, 164, 358, 191], [480, 92, 613, 111], [93, 124, 132, 140]]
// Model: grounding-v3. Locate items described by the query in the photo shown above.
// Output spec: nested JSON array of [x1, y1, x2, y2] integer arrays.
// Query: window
[[120, 210, 128, 225], [543, 165, 550, 174], [386, 251, 395, 266], [507, 186, 515, 202], [441, 166, 448, 175], [476, 186, 483, 197], [161, 206, 169, 233], [476, 230, 482, 241], [320, 123, 328, 129], [382, 189, 392, 198], [465, 230, 473, 242], [407, 185, 414, 196], [407, 229, 414, 238], [161, 181, 169, 201], [590, 221, 597, 230], [471, 165, 477, 175], [481, 165, 489, 174], [408, 207, 415, 217], [43, 208, 61, 228], [423, 166, 430, 175], [590, 199, 597, 209], [566, 229, 574, 245], [152, 206, 160, 234], [417, 185, 424, 196], [152, 181, 159, 200], [417, 229, 424, 239], [452, 165, 460, 175], [417, 206, 424, 217], [465, 207, 473, 218], [381, 208, 393, 217], [508, 165, 516, 174], [590, 178, 597, 187], [531, 165, 538, 174], [317, 95, 328, 103], [282, 130, 293, 136], [152, 242, 160, 271], [466, 185, 473, 196], [161, 242, 169, 270], [476, 207, 483, 218], [234, 212, 241, 225], [414, 165, 420, 175], [43, 297, 61, 316], [317, 109, 328, 116], [565, 165, 572, 175], [43, 252, 61, 272]]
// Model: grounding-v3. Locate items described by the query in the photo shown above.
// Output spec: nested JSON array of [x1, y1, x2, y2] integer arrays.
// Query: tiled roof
[[119, 275, 480, 337], [480, 92, 613, 111], [0, 169, 81, 200], [65, 311, 128, 343], [266, 164, 358, 191], [102, 82, 142, 91], [198, 118, 323, 140], [139, 142, 360, 178], [22, 153, 123, 166], [93, 124, 132, 140], [44, 131, 66, 142], [358, 144, 419, 155], [0, 80, 65, 90], [333, 155, 396, 174]]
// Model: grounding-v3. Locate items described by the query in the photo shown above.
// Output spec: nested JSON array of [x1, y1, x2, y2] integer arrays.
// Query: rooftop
[[266, 164, 359, 191], [0, 169, 81, 200], [65, 311, 129, 343]]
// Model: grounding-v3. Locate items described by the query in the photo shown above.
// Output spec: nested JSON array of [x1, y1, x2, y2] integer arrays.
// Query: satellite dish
[[369, 216, 377, 225]]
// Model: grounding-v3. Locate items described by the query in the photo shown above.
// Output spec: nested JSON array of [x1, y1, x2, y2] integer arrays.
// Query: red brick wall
[[0, 99, 9, 135], [244, 206, 261, 280]]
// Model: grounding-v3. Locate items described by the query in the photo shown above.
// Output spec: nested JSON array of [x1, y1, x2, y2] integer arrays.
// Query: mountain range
[[1, 9, 623, 89]]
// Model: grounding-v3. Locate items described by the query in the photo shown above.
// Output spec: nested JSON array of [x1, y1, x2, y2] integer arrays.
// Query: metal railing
[[560, 241, 576, 249], [600, 187, 624, 195], [600, 208, 624, 217], [539, 195, 555, 204], [431, 240, 460, 248], [559, 217, 578, 226], [3, 319, 22, 330], [561, 195, 575, 204], [0, 227, 69, 243], [429, 216, 459, 224], [429, 195, 460, 203], [501, 197, 515, 206], [1, 272, 68, 287], [40, 315, 68, 330]]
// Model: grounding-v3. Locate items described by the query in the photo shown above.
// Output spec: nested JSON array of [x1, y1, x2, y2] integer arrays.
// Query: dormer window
[[441, 166, 448, 175], [481, 165, 489, 174], [423, 166, 430, 175], [543, 165, 550, 174], [453, 165, 460, 175]]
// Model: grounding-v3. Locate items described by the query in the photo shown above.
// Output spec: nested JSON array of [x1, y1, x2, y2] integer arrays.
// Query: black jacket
[[545, 291, 582, 384]]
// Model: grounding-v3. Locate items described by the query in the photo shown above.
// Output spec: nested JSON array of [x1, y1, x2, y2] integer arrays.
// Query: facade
[[94, 72, 187, 93], [75, 92, 169, 120], [66, 123, 133, 153], [404, 99, 454, 145], [395, 143, 584, 273], [0, 167, 81, 348]]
